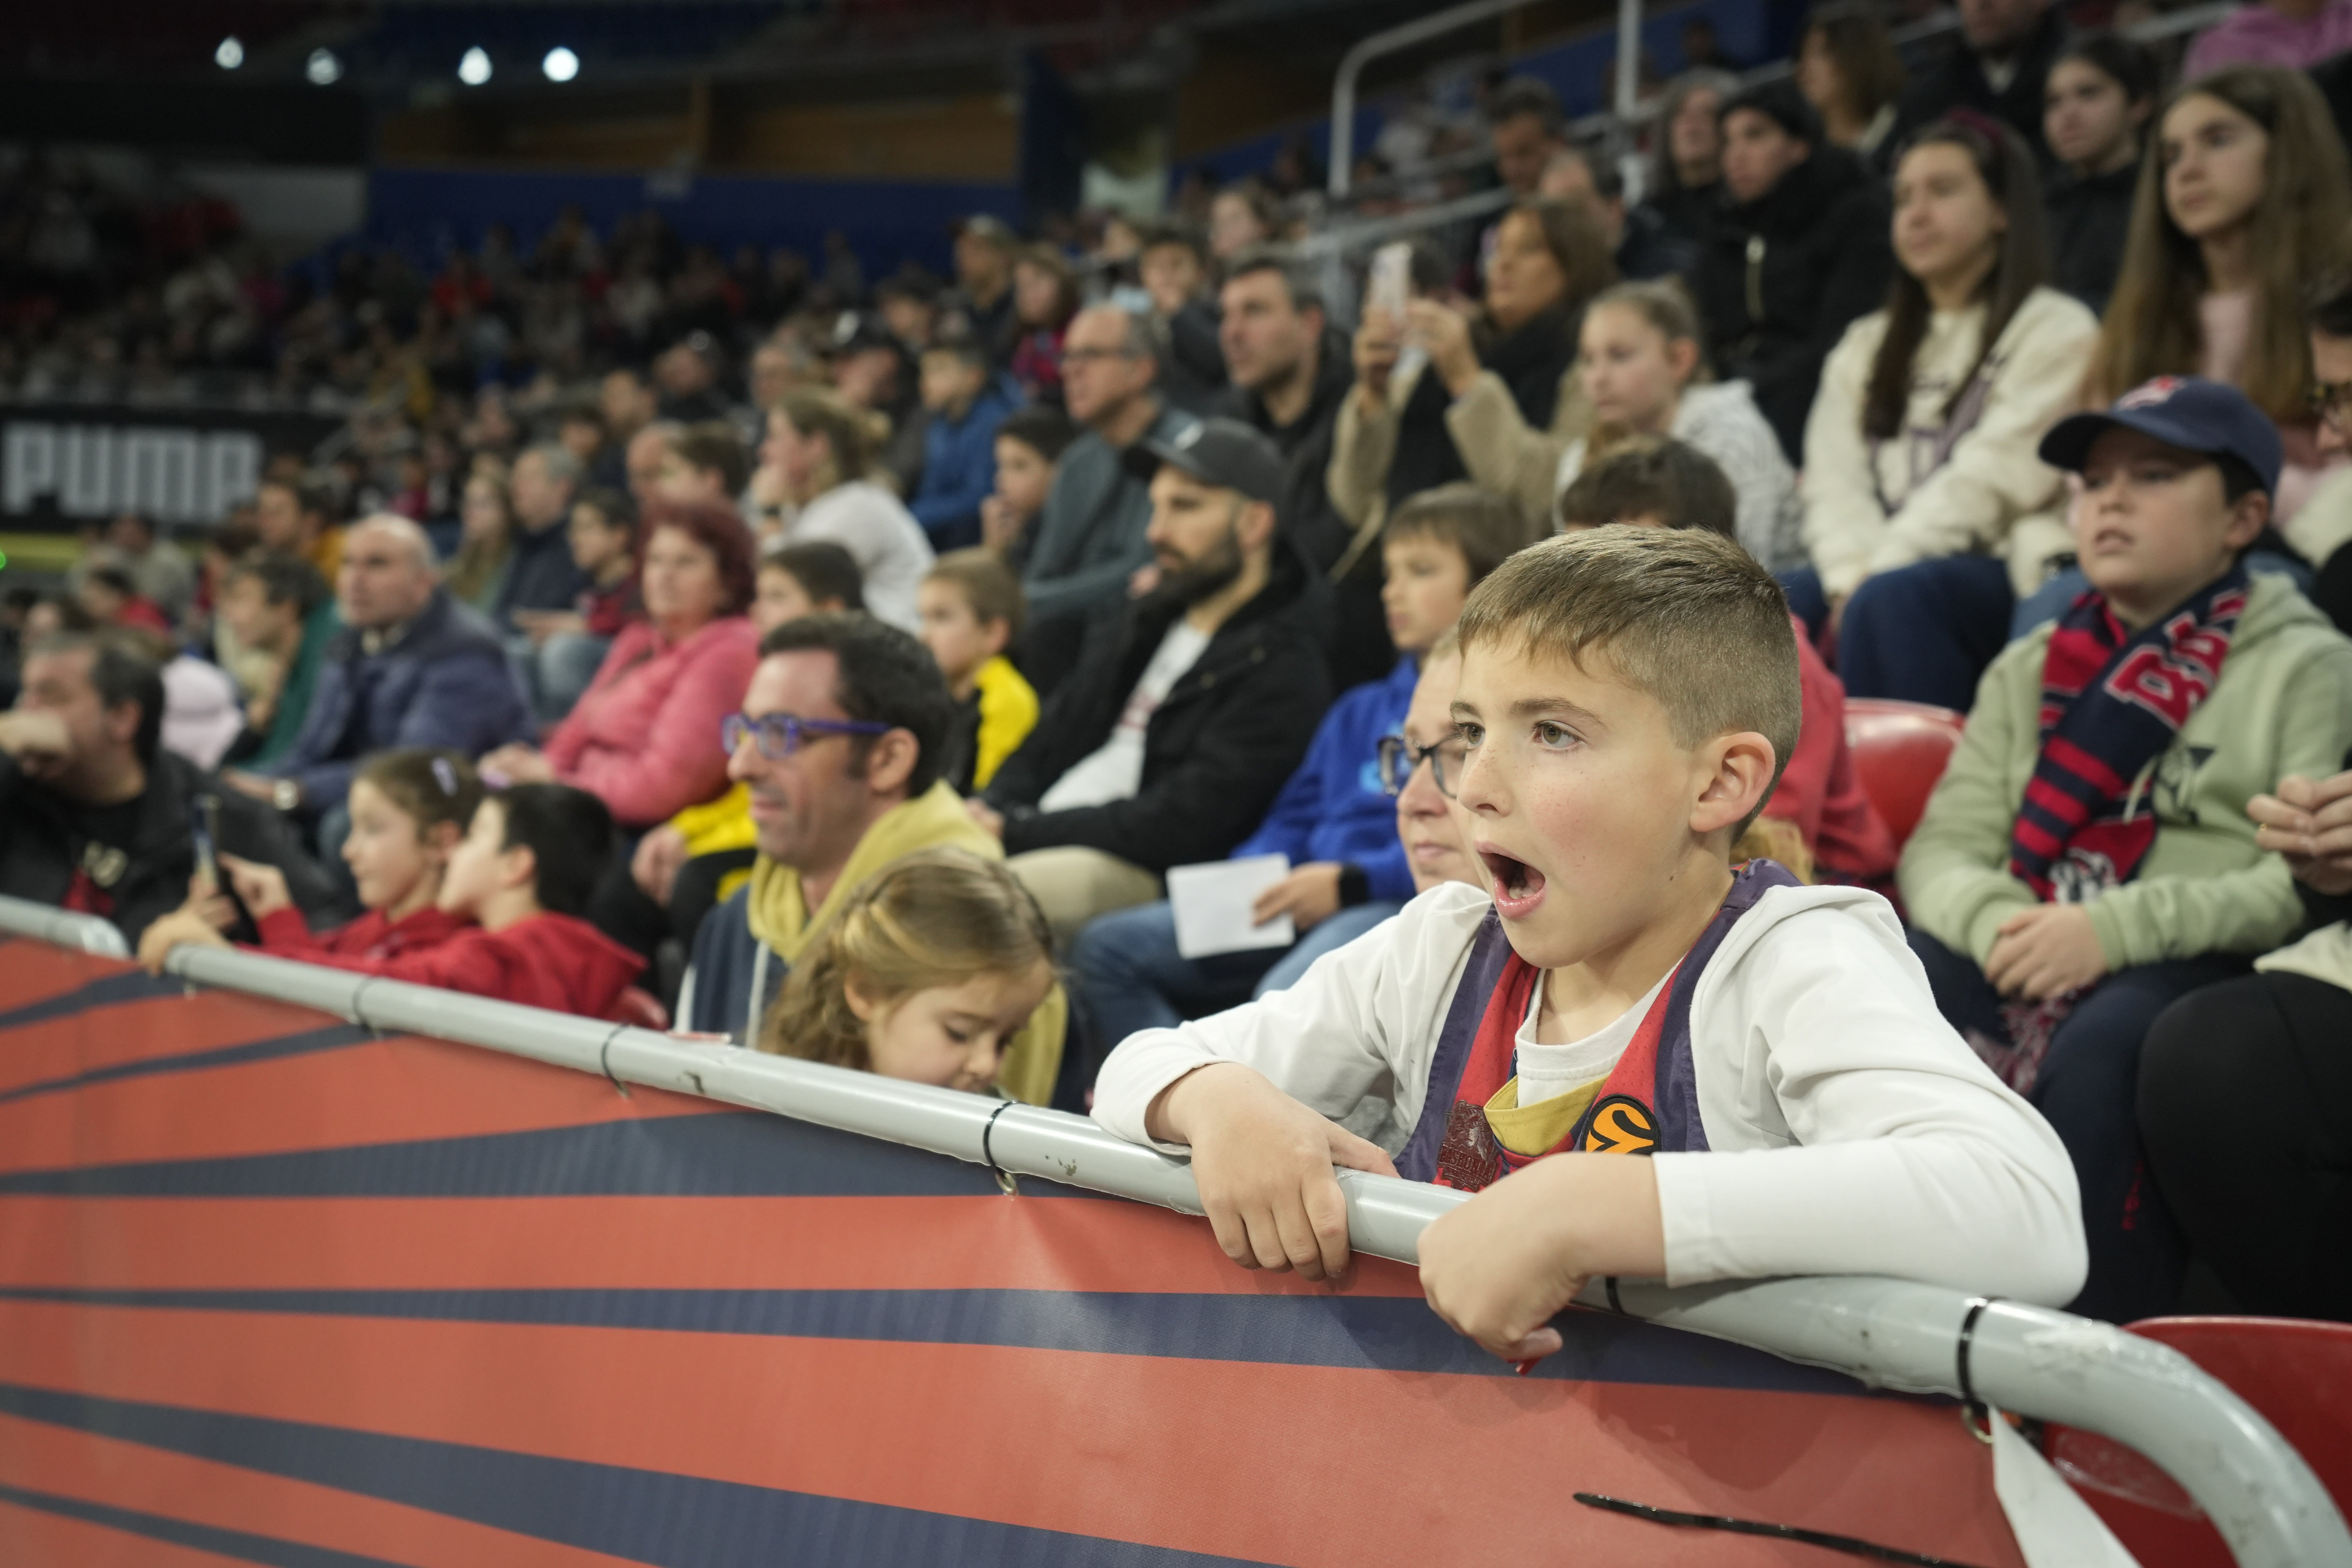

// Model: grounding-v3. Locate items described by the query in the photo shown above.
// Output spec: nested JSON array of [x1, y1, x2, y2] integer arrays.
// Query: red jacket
[[1764, 616, 1898, 885], [264, 910, 646, 1020], [543, 615, 758, 828], [254, 904, 471, 962]]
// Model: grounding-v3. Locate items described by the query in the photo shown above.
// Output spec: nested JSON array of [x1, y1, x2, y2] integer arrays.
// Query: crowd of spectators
[[12, 0, 2352, 1332]]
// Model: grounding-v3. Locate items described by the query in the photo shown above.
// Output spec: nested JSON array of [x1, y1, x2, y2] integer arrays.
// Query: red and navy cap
[[2038, 376, 2283, 497]]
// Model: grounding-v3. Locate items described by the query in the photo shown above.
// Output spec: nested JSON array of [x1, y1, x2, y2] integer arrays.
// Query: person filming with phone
[[0, 630, 336, 945]]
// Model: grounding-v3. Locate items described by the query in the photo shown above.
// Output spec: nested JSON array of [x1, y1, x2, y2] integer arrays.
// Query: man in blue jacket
[[225, 516, 530, 836], [910, 331, 1019, 551]]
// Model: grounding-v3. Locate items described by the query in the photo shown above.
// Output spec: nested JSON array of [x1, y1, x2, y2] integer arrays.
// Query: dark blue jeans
[[1781, 557, 2015, 710], [1908, 926, 2248, 1322]]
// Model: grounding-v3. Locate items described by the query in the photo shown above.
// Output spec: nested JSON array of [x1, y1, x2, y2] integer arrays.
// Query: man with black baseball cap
[[1900, 373, 2352, 1321], [973, 418, 1334, 956]]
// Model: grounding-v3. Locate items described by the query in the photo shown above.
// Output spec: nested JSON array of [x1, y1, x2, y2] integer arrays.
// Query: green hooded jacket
[[1900, 574, 2352, 971]]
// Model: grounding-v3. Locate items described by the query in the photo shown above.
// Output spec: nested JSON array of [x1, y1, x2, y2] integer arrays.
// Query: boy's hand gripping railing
[[0, 900, 2333, 1568]]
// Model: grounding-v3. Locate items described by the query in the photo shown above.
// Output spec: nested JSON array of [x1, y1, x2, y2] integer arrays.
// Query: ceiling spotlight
[[458, 46, 492, 86], [305, 48, 341, 85], [215, 36, 245, 70], [542, 46, 579, 82]]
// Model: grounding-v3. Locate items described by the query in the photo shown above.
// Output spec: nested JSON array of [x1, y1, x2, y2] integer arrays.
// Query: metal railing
[[1328, 0, 2243, 203], [0, 890, 2343, 1568]]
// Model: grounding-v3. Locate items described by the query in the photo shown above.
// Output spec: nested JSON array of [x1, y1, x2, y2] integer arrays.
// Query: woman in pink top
[[483, 498, 760, 829]]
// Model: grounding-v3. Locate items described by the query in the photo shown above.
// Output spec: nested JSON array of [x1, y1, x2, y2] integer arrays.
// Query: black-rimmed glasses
[[1376, 733, 1468, 798], [721, 711, 891, 761]]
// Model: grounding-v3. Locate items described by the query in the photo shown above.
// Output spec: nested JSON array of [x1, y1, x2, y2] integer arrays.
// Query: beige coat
[[1802, 286, 2100, 600]]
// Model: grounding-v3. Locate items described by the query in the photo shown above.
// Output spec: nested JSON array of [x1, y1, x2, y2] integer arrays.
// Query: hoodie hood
[[500, 912, 647, 1020], [2225, 569, 2338, 652]]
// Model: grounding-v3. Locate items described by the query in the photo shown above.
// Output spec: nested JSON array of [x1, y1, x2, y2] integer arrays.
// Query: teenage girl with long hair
[[1797, 113, 2101, 709]]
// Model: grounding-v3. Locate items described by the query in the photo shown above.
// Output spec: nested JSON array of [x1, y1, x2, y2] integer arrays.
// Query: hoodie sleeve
[[1896, 638, 2043, 965], [1443, 364, 1592, 534], [1327, 379, 1401, 529], [1656, 898, 2087, 1305]]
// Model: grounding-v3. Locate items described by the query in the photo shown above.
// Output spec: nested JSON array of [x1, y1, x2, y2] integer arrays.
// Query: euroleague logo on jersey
[[1581, 1095, 1660, 1155]]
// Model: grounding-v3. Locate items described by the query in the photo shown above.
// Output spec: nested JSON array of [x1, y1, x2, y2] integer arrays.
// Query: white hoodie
[[1092, 880, 2088, 1305]]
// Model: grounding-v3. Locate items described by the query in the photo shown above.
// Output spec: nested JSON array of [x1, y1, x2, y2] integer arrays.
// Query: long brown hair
[[756, 848, 1054, 1071], [2089, 65, 2352, 422], [1863, 116, 2050, 440]]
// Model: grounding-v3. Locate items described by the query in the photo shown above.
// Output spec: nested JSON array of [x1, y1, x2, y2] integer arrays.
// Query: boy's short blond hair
[[925, 547, 1027, 644], [1456, 526, 1800, 828]]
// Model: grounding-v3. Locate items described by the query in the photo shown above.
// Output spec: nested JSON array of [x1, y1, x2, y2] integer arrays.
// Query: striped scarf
[[2009, 566, 2247, 902], [1975, 567, 2246, 1093]]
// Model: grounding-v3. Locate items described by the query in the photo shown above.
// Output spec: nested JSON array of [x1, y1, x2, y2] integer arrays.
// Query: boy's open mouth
[[1479, 847, 1547, 913]]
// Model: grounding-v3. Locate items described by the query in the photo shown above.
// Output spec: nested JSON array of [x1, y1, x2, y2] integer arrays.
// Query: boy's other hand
[[2251, 771, 2352, 896], [217, 852, 292, 921], [1148, 1062, 1397, 1283], [1251, 863, 1343, 931], [1986, 904, 2108, 1001], [1419, 1155, 1665, 1364]]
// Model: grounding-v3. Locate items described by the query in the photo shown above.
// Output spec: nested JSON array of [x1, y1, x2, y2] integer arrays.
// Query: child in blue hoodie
[[910, 331, 1018, 552], [1070, 483, 1524, 1048]]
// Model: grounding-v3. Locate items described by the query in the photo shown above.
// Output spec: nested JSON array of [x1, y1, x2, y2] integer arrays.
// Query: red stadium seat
[[1843, 698, 1967, 849], [2043, 1316, 2352, 1567], [607, 986, 670, 1031]]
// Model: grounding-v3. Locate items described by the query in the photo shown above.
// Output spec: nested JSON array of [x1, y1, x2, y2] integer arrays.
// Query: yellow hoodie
[[745, 780, 1067, 1107]]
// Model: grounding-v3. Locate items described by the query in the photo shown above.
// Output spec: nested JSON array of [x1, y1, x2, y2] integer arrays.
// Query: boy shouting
[[1094, 527, 2085, 1361]]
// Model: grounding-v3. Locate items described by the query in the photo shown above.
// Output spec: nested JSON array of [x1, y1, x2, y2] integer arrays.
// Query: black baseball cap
[[2039, 376, 2284, 498], [1124, 417, 1286, 506]]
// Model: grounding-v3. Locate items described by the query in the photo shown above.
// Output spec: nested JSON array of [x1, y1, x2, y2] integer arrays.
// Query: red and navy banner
[[0, 937, 2027, 1566]]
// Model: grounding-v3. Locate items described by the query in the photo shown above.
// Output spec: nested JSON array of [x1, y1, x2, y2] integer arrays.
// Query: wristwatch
[[272, 779, 301, 812]]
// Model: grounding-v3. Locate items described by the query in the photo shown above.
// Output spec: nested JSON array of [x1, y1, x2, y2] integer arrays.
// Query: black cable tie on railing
[[348, 977, 384, 1036], [1572, 1492, 1992, 1567], [596, 1023, 633, 1099], [1604, 1275, 1624, 1315], [1956, 1295, 2000, 1441], [980, 1099, 1019, 1196]]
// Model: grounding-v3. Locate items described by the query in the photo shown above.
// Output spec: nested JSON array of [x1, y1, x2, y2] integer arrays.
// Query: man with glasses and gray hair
[[1019, 300, 1198, 696], [677, 612, 1068, 1105]]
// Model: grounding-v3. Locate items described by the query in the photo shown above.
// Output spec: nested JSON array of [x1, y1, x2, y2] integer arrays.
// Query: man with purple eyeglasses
[[676, 612, 1068, 1104]]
